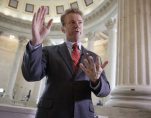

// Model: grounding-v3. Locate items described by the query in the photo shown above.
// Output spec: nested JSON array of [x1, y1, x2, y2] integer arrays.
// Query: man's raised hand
[[31, 6, 53, 46], [80, 55, 108, 84]]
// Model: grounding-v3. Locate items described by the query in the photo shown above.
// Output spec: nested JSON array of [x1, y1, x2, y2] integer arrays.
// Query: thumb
[[101, 61, 108, 69]]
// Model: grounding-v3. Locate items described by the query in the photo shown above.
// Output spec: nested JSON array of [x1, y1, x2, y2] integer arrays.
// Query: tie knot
[[72, 43, 78, 50]]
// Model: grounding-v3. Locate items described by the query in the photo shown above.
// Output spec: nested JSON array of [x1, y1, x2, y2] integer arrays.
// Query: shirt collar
[[66, 40, 82, 50]]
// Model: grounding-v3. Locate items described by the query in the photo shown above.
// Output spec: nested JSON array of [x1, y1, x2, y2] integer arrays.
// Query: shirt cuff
[[90, 80, 100, 90], [28, 41, 42, 50]]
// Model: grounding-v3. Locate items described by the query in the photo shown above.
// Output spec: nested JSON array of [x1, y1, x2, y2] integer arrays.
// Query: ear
[[61, 26, 65, 33]]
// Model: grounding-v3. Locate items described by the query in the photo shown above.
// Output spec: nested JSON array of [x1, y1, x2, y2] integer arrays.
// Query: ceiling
[[0, 0, 105, 23]]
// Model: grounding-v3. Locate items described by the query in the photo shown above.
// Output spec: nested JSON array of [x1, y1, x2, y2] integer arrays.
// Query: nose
[[74, 22, 79, 28]]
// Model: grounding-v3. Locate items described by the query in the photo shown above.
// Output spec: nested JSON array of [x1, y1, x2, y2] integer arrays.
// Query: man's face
[[62, 13, 83, 42]]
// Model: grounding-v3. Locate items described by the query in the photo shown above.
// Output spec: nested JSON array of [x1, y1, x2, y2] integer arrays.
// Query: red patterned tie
[[71, 43, 80, 72]]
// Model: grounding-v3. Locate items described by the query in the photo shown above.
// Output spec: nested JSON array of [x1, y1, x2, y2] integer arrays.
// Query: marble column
[[107, 0, 151, 110], [86, 32, 95, 51], [5, 36, 27, 100], [37, 77, 47, 102], [28, 81, 41, 106], [105, 18, 117, 90]]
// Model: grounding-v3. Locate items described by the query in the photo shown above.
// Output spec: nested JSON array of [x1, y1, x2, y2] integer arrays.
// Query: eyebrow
[[70, 20, 83, 22]]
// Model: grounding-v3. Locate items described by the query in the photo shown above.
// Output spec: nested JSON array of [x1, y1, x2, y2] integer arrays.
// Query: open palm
[[32, 6, 53, 45], [80, 56, 108, 83]]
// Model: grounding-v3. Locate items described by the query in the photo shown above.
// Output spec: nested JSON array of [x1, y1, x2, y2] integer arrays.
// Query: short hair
[[60, 8, 83, 26]]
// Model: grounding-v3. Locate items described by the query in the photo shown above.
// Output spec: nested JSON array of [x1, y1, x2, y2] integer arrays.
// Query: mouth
[[74, 31, 81, 35], [74, 29, 80, 33], [75, 28, 80, 31], [72, 28, 81, 35], [76, 30, 80, 33]]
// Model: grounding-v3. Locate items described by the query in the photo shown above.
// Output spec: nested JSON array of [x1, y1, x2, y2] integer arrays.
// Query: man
[[22, 6, 110, 118]]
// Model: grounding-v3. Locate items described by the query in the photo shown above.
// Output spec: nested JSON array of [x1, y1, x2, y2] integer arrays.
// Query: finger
[[101, 60, 108, 69], [84, 53, 90, 66], [88, 56, 94, 66], [88, 56, 96, 72], [39, 6, 48, 30], [44, 6, 48, 15], [32, 12, 37, 27], [45, 6, 48, 15], [36, 7, 42, 22], [37, 6, 45, 23], [83, 58, 90, 69], [41, 6, 47, 20], [41, 6, 45, 15], [79, 63, 87, 73], [47, 19, 53, 30], [32, 13, 37, 36], [96, 56, 101, 71], [39, 6, 46, 26]]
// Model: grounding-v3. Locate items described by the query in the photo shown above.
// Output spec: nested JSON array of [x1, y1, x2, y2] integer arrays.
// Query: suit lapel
[[58, 43, 89, 79], [58, 42, 74, 75]]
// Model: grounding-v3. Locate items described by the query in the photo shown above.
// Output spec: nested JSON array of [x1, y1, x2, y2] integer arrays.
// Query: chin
[[72, 39, 78, 42], [69, 35, 81, 42], [74, 37, 80, 42]]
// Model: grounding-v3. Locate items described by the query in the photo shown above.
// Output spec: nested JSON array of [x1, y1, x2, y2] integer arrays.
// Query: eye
[[78, 21, 83, 24], [69, 21, 75, 24], [72, 21, 76, 24]]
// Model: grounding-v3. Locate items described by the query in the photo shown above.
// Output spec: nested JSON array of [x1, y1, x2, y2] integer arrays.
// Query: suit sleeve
[[90, 71, 110, 97], [21, 42, 48, 82], [90, 55, 110, 97]]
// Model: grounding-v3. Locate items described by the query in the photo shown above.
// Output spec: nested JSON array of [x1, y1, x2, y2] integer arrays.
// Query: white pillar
[[28, 81, 41, 106], [105, 18, 117, 90], [86, 32, 95, 51], [5, 36, 27, 99], [37, 77, 47, 103], [107, 0, 151, 110]]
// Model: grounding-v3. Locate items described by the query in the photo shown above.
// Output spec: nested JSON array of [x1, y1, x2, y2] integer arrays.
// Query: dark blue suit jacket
[[22, 42, 110, 118]]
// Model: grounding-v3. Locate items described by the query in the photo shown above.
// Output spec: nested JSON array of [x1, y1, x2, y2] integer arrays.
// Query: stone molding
[[0, 0, 117, 38]]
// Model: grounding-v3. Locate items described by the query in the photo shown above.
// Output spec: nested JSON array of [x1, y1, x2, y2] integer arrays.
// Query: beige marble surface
[[95, 106, 151, 118]]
